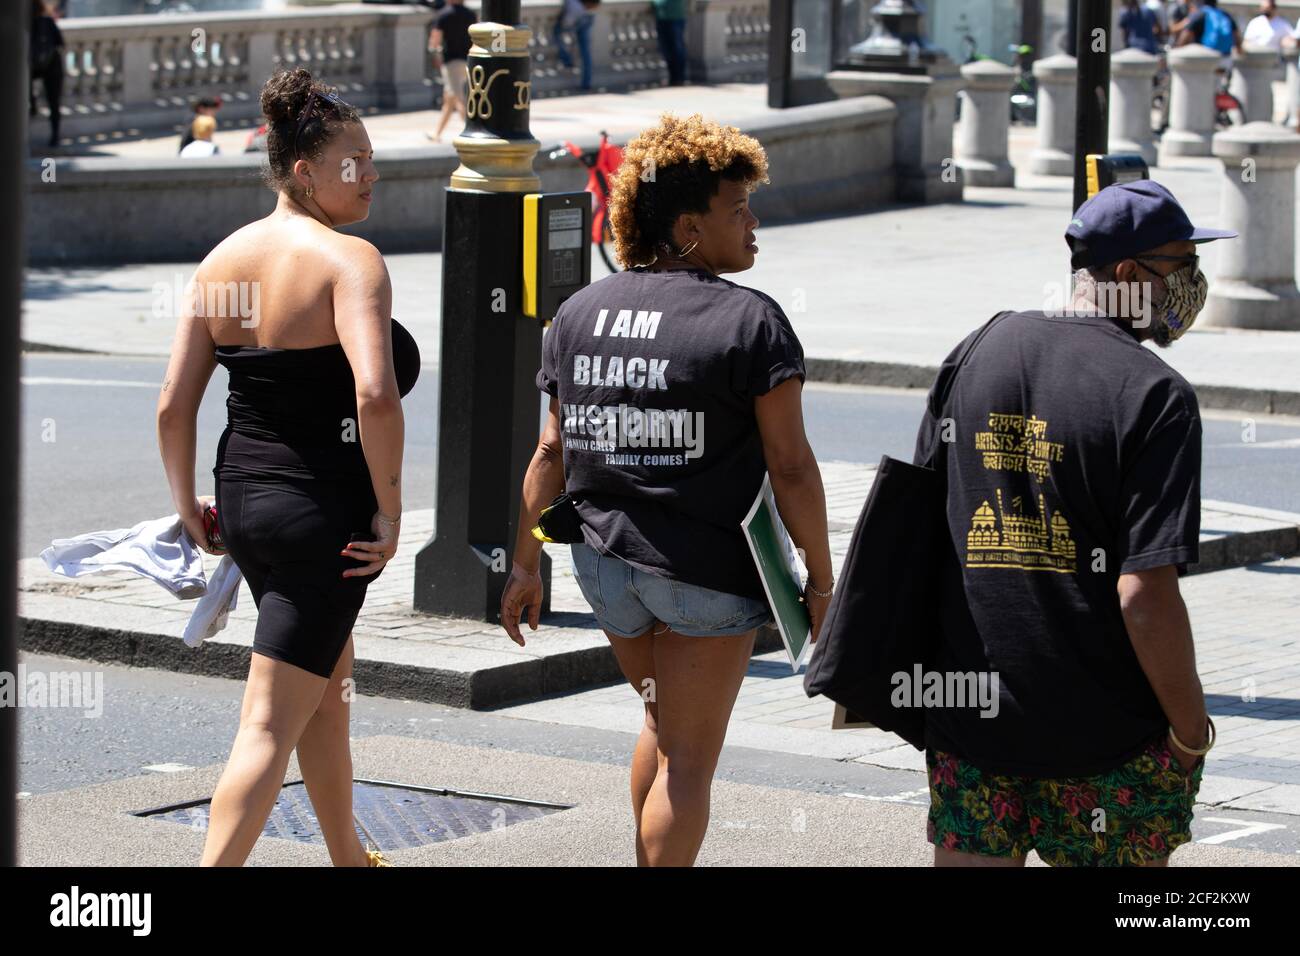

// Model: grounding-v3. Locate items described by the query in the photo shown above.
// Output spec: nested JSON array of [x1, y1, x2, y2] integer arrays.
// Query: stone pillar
[[587, 7, 613, 89], [826, 58, 966, 203], [1108, 48, 1157, 166], [391, 16, 433, 110], [120, 37, 154, 109], [1162, 44, 1220, 159], [957, 60, 1015, 186], [1286, 54, 1300, 126], [1228, 45, 1276, 124], [686, 0, 729, 84], [247, 32, 277, 92], [1203, 122, 1300, 330], [1029, 53, 1075, 176]]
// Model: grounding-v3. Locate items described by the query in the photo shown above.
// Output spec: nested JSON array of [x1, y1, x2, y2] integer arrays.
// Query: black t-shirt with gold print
[[913, 310, 1202, 778]]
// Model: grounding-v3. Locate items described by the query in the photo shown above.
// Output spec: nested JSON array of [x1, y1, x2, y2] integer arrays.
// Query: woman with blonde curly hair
[[500, 113, 833, 866]]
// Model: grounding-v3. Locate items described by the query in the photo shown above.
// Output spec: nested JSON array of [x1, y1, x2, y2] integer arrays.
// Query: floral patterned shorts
[[926, 736, 1203, 866]]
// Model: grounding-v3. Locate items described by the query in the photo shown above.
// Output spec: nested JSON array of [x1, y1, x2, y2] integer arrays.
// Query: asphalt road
[[19, 353, 1300, 557], [16, 650, 1300, 856]]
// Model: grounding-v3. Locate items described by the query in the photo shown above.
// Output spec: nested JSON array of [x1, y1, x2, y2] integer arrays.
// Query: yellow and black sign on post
[[1085, 153, 1149, 200], [522, 191, 591, 324]]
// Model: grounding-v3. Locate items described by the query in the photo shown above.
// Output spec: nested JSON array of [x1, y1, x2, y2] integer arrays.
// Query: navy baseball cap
[[1065, 179, 1236, 269]]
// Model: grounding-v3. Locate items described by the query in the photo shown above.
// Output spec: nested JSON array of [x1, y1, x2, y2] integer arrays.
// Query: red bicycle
[[547, 130, 624, 273]]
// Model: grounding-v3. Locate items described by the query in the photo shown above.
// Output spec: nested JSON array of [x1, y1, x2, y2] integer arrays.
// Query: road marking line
[[844, 787, 930, 803], [142, 763, 194, 773], [1197, 816, 1287, 844], [23, 376, 157, 389]]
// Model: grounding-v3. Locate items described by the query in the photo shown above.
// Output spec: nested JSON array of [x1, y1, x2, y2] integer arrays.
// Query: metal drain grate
[[135, 778, 570, 851]]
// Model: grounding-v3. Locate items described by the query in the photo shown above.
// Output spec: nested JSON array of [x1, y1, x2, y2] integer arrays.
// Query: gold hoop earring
[[676, 239, 699, 258]]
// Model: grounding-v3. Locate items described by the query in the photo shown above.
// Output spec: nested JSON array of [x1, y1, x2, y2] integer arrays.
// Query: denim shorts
[[570, 542, 771, 638]]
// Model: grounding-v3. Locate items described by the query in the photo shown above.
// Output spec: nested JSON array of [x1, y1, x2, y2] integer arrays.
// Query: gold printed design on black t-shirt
[[965, 488, 1077, 574], [974, 412, 1064, 482]]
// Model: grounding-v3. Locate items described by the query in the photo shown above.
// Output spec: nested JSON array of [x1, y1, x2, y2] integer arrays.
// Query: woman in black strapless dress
[[156, 68, 418, 867]]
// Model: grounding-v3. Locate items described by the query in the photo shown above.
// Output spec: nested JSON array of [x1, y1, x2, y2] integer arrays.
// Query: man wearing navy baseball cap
[[1065, 179, 1235, 345], [910, 179, 1234, 867]]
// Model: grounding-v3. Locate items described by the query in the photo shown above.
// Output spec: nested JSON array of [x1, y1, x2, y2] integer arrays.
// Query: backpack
[[1200, 6, 1234, 55]]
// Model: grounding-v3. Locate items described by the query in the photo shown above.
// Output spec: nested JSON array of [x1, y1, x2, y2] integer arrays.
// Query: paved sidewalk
[[52, 82, 776, 161], [16, 734, 1297, 866], [24, 117, 1300, 411]]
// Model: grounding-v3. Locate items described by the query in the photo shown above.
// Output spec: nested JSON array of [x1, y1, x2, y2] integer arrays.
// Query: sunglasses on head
[[293, 90, 346, 160]]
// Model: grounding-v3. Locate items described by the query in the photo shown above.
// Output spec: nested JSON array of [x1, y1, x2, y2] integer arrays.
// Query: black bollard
[[413, 0, 552, 621]]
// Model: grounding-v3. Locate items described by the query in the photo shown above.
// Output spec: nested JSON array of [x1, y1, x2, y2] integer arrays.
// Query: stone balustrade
[[35, 0, 769, 140]]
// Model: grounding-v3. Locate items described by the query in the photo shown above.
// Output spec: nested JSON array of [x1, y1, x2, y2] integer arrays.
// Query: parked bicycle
[[546, 130, 624, 273], [1215, 67, 1245, 128], [953, 37, 1037, 124]]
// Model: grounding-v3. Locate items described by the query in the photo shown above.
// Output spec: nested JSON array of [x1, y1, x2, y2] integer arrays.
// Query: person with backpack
[[1176, 0, 1243, 70], [29, 0, 65, 148]]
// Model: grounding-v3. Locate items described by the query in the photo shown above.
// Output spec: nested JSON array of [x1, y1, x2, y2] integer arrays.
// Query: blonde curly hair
[[608, 113, 770, 268]]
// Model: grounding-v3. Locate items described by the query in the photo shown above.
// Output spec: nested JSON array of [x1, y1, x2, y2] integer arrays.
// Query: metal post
[[1072, 0, 1112, 211], [767, 0, 794, 108], [413, 0, 552, 620], [2, 1, 25, 866]]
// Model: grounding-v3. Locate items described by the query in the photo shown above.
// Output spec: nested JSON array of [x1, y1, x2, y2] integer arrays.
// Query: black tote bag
[[803, 312, 1009, 750]]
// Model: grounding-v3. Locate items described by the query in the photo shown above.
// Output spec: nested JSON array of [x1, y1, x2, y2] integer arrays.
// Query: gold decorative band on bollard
[[449, 20, 540, 193]]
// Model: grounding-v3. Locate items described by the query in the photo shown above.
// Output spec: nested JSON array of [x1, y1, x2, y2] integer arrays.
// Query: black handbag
[[802, 312, 1009, 750], [531, 493, 585, 544]]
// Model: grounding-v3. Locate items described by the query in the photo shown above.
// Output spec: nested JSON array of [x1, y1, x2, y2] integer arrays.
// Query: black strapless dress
[[212, 318, 420, 678]]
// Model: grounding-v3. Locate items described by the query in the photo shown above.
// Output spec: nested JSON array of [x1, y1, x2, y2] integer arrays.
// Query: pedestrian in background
[[500, 114, 832, 867], [428, 0, 476, 142], [653, 0, 688, 87], [1175, 0, 1243, 71], [178, 95, 223, 154], [1243, 0, 1294, 51], [1120, 0, 1160, 54], [30, 0, 65, 148], [914, 181, 1234, 867], [179, 114, 220, 157], [553, 0, 599, 92]]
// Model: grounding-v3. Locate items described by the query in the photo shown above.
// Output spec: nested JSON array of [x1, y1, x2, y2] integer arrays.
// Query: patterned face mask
[[1148, 262, 1208, 347]]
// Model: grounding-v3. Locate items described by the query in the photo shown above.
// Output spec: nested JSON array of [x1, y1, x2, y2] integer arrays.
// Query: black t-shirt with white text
[[538, 267, 806, 600], [913, 310, 1202, 777]]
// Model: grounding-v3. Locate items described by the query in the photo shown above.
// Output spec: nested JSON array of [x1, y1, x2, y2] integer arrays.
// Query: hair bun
[[260, 68, 316, 125]]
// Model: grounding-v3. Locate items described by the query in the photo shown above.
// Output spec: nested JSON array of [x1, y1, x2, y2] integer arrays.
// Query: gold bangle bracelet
[[1168, 716, 1216, 756]]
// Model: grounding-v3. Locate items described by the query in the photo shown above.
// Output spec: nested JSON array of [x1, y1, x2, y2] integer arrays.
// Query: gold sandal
[[355, 812, 393, 867]]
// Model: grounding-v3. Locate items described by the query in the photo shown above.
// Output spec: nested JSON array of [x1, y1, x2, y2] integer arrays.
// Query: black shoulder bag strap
[[922, 310, 1013, 470]]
